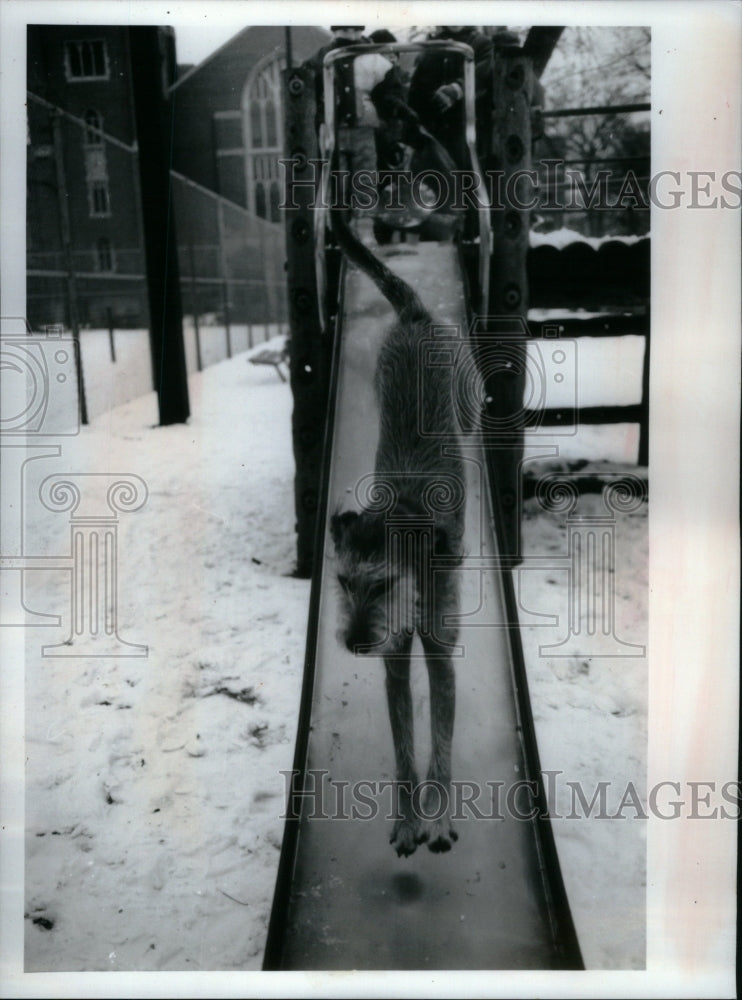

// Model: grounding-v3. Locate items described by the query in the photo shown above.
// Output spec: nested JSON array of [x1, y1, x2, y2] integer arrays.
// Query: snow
[[21, 329, 647, 971], [530, 227, 646, 251], [76, 323, 287, 422], [518, 462, 648, 969], [23, 337, 307, 971]]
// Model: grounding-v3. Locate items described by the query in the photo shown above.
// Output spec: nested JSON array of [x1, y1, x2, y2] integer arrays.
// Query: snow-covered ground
[[22, 338, 306, 971], [519, 461, 648, 969], [77, 322, 287, 422], [19, 331, 647, 971]]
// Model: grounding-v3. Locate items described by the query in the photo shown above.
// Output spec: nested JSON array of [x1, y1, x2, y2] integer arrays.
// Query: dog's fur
[[330, 209, 474, 856]]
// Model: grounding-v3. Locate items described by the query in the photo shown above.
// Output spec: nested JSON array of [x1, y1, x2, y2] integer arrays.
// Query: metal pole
[[485, 43, 535, 559], [106, 305, 116, 362], [216, 198, 232, 358], [128, 26, 190, 425], [52, 110, 88, 425], [638, 305, 650, 466], [222, 281, 232, 358], [188, 242, 202, 371], [284, 26, 293, 70]]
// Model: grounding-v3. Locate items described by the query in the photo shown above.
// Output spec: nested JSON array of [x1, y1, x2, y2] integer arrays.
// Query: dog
[[330, 206, 478, 856]]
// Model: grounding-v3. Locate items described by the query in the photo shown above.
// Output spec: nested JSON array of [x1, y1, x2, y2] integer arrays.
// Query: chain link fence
[[26, 92, 288, 419]]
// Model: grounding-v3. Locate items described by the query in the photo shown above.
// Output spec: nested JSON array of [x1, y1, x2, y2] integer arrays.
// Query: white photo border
[[1, 1, 739, 997]]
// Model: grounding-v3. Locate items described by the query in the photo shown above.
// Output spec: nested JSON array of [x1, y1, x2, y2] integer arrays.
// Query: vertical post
[[216, 199, 232, 357], [637, 305, 650, 467], [106, 305, 116, 362], [188, 242, 203, 371], [128, 26, 190, 425], [52, 110, 88, 426], [284, 27, 293, 72], [485, 41, 534, 559], [259, 217, 279, 332], [283, 64, 329, 577], [222, 282, 232, 358]]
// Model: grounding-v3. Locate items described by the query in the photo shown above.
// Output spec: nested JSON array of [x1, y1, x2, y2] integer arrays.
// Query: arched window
[[64, 39, 109, 81], [95, 237, 114, 272], [84, 108, 103, 145], [243, 51, 285, 222], [83, 108, 110, 216]]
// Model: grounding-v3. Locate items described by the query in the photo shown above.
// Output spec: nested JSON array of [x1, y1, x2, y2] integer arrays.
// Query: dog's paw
[[425, 817, 458, 853], [390, 816, 426, 857]]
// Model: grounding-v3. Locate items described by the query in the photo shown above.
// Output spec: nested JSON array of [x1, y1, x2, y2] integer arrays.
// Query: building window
[[243, 52, 285, 222], [95, 238, 115, 272], [88, 180, 111, 217], [84, 109, 103, 145], [64, 40, 109, 81]]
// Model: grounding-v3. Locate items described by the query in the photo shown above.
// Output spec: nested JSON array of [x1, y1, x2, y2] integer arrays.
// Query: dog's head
[[330, 508, 456, 656], [330, 509, 420, 656]]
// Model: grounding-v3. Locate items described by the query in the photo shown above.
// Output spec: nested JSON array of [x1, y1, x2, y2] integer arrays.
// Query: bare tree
[[537, 27, 651, 236]]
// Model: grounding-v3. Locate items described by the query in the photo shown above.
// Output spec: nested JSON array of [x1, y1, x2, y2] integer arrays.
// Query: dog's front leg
[[384, 649, 425, 857], [418, 562, 460, 852], [422, 652, 458, 852]]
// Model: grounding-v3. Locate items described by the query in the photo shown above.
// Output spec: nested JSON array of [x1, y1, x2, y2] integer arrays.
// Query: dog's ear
[[330, 510, 358, 548]]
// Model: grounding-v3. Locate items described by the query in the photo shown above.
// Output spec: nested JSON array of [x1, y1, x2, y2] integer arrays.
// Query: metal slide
[[263, 240, 583, 970]]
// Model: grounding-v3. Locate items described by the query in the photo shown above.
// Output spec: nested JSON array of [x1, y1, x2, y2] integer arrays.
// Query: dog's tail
[[331, 207, 430, 327]]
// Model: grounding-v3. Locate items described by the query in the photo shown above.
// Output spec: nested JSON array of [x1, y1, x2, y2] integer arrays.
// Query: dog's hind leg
[[385, 644, 426, 857]]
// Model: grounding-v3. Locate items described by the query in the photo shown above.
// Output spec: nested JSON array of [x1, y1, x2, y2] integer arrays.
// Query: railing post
[[216, 200, 232, 358], [188, 241, 202, 371], [283, 64, 329, 578], [106, 306, 116, 362], [638, 305, 650, 466], [485, 41, 536, 560], [51, 110, 88, 426]]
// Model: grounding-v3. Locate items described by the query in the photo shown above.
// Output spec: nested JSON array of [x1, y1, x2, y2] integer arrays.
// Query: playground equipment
[[264, 36, 585, 970]]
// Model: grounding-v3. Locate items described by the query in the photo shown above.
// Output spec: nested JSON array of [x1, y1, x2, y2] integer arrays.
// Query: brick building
[[25, 24, 330, 331], [26, 25, 167, 328], [170, 26, 329, 218]]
